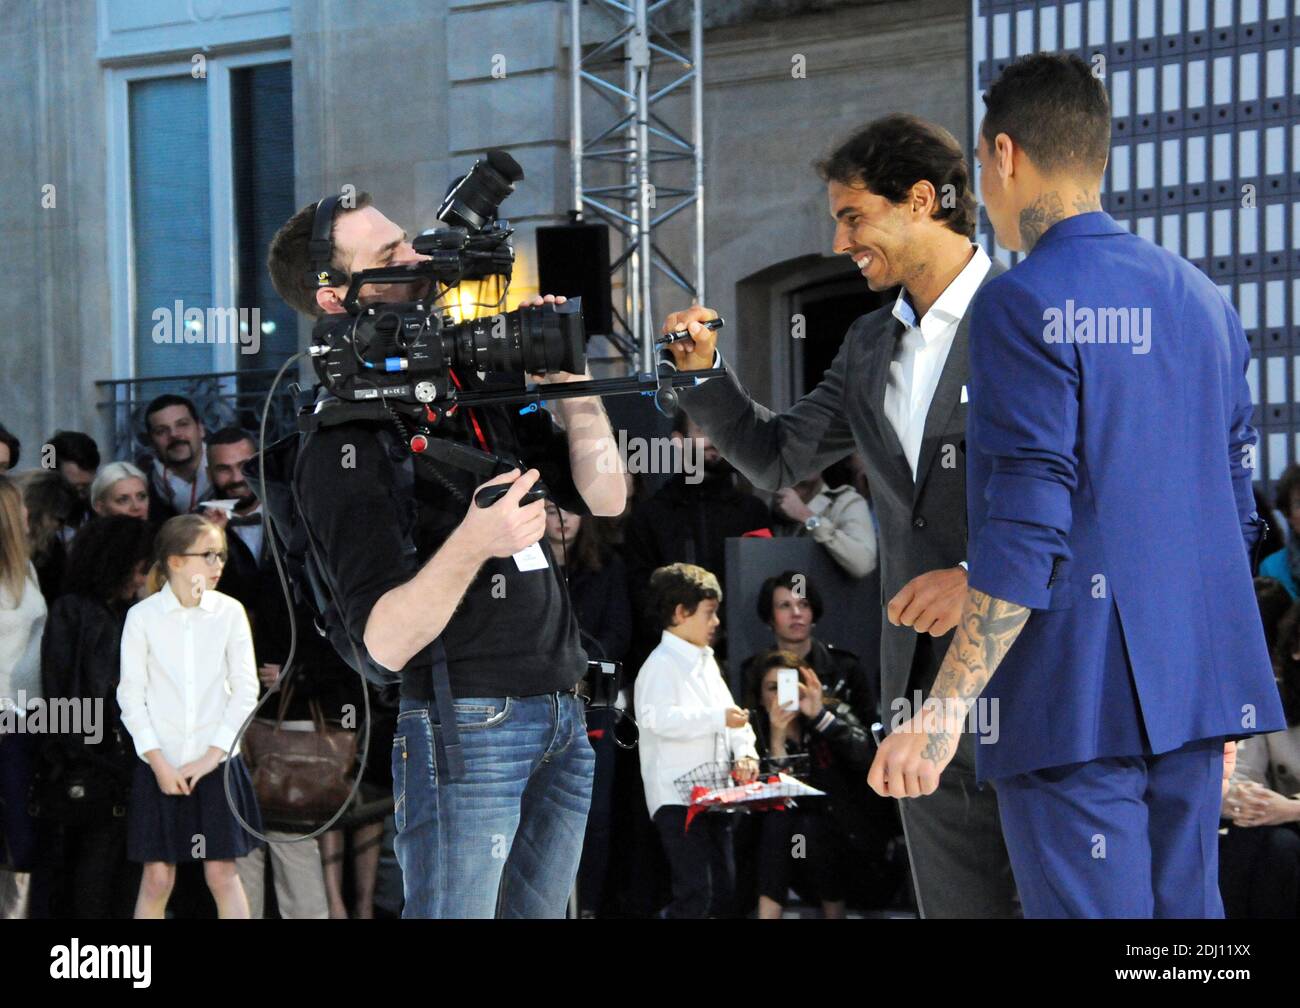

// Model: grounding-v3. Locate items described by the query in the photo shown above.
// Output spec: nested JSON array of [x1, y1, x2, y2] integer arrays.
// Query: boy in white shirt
[[634, 562, 759, 918]]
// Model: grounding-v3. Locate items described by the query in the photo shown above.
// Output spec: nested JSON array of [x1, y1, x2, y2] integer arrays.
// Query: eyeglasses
[[180, 550, 228, 567]]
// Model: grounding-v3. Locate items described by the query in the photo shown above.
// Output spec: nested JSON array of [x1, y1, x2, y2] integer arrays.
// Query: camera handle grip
[[474, 481, 548, 509]]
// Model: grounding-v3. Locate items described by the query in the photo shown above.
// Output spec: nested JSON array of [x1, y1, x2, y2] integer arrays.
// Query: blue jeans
[[392, 691, 595, 918]]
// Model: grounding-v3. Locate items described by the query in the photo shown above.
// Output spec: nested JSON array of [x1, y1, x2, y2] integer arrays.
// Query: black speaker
[[535, 223, 613, 337]]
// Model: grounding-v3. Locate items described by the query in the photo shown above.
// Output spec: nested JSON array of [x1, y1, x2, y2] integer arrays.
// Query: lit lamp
[[446, 277, 505, 323], [455, 284, 479, 323]]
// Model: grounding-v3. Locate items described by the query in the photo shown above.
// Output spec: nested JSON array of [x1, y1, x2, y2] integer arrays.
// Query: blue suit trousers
[[992, 737, 1225, 918]]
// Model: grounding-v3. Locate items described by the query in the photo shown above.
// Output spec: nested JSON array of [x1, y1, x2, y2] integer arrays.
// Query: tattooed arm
[[866, 588, 1029, 798], [868, 269, 1079, 800], [920, 590, 1030, 763]]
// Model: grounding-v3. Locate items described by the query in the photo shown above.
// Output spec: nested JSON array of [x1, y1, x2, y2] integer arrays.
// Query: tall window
[[109, 53, 295, 396], [129, 76, 213, 383], [231, 62, 296, 393]]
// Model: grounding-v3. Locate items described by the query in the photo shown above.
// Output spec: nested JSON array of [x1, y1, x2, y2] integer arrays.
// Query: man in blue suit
[[868, 53, 1286, 917]]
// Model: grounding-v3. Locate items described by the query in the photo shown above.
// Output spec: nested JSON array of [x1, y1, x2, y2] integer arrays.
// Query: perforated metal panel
[[972, 0, 1298, 492]]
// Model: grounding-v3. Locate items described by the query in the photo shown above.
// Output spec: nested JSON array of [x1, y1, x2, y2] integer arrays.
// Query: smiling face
[[148, 404, 205, 471], [828, 178, 923, 292], [207, 438, 257, 508]]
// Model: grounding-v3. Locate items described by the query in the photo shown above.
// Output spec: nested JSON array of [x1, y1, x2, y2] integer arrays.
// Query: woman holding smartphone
[[745, 649, 894, 918]]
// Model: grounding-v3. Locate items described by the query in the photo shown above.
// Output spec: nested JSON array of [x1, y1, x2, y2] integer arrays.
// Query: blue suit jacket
[[966, 212, 1286, 782]]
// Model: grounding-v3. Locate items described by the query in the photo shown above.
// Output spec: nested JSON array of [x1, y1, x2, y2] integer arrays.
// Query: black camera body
[[310, 297, 587, 409], [308, 148, 586, 409]]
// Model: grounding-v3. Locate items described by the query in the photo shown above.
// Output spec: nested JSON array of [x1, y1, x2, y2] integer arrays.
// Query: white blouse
[[0, 562, 46, 712], [117, 582, 258, 767]]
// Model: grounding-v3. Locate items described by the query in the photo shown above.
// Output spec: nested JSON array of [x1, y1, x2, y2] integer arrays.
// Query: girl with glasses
[[116, 514, 263, 918]]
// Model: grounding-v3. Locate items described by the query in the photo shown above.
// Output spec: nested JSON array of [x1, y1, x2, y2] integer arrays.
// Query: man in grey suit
[[663, 114, 1018, 917]]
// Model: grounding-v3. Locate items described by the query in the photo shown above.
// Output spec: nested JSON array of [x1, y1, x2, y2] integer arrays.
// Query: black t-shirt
[[295, 374, 591, 701]]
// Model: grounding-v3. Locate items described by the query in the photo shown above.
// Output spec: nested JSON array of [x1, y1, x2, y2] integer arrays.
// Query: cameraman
[[267, 192, 625, 918]]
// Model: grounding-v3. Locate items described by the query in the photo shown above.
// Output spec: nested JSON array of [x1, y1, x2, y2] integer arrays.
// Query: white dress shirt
[[117, 582, 258, 767], [884, 244, 991, 480], [228, 506, 265, 563], [634, 628, 758, 818]]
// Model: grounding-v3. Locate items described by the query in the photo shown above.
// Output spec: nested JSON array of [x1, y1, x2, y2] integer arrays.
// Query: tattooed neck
[[1072, 189, 1102, 214], [1018, 191, 1066, 252]]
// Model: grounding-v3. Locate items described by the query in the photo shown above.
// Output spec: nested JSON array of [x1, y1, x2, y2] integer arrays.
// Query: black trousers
[[45, 818, 140, 919], [576, 707, 616, 915], [897, 634, 1020, 918], [1219, 822, 1300, 918], [652, 806, 736, 918], [756, 808, 847, 906]]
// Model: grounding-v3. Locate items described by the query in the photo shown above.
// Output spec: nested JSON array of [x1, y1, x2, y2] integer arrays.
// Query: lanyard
[[447, 369, 491, 453]]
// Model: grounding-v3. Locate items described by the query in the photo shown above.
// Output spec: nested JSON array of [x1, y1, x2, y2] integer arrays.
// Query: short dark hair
[[815, 113, 976, 239], [47, 430, 100, 472], [756, 569, 823, 625], [207, 427, 256, 451], [268, 191, 374, 317], [980, 52, 1111, 178], [143, 394, 200, 433], [0, 424, 20, 469], [64, 515, 155, 605], [646, 562, 721, 631]]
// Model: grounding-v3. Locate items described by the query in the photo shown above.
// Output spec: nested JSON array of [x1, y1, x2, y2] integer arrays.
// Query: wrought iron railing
[[95, 369, 301, 465]]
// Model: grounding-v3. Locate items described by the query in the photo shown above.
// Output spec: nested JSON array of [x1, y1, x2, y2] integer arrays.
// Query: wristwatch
[[803, 514, 822, 532]]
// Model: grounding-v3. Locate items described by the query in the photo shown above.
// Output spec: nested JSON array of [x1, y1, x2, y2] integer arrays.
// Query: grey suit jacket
[[677, 261, 1006, 722]]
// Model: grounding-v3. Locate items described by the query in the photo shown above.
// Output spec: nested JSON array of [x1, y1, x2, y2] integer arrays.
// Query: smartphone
[[776, 668, 799, 712]]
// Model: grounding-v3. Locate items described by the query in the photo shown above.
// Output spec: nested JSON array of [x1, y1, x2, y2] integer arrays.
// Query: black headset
[[306, 193, 349, 289]]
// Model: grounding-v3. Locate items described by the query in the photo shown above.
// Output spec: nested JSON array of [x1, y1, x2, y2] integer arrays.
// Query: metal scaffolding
[[569, 0, 706, 373]]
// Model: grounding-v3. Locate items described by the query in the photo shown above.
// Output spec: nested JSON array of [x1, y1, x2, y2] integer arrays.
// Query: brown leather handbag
[[240, 684, 358, 830]]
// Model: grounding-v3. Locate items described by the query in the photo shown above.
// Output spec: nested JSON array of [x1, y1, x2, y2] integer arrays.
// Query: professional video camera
[[237, 148, 726, 829], [308, 148, 587, 416]]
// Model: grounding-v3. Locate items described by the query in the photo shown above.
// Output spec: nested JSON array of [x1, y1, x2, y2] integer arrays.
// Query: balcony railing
[[95, 369, 301, 465]]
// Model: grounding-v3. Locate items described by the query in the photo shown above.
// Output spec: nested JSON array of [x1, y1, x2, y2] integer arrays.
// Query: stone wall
[[0, 0, 970, 463]]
